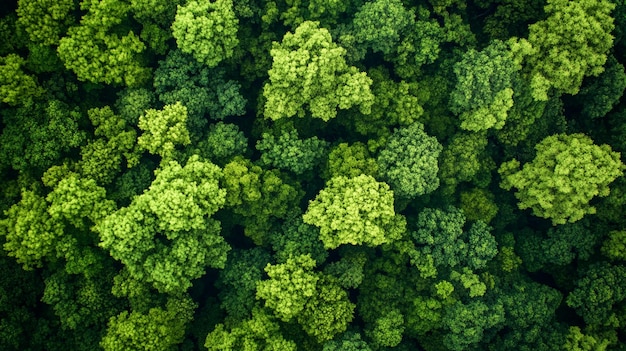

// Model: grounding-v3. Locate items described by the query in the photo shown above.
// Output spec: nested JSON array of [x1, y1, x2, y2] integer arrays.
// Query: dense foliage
[[1, 0, 626, 350]]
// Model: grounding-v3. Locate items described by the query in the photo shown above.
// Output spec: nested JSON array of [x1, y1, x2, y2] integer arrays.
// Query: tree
[[376, 122, 442, 199], [601, 230, 626, 261], [193, 122, 248, 166], [449, 40, 519, 131], [576, 56, 626, 120], [348, 67, 423, 137], [323, 332, 372, 351], [351, 0, 414, 56], [57, 0, 150, 86], [171, 0, 239, 68], [500, 133, 624, 225], [204, 307, 297, 351], [216, 248, 272, 322], [411, 207, 497, 272], [442, 300, 505, 351], [96, 155, 230, 294], [303, 174, 406, 249], [137, 102, 191, 160], [525, 0, 616, 100], [563, 326, 612, 351], [256, 254, 355, 342], [16, 0, 75, 46], [0, 54, 44, 107], [323, 142, 378, 180], [0, 188, 63, 269], [221, 157, 303, 244], [42, 268, 124, 336], [566, 262, 626, 327], [153, 49, 246, 135], [101, 297, 195, 351], [270, 212, 328, 265], [263, 21, 374, 121], [389, 7, 445, 79], [438, 131, 490, 195], [256, 124, 329, 174], [256, 254, 319, 322], [0, 99, 85, 173], [79, 106, 139, 185], [494, 277, 563, 348]]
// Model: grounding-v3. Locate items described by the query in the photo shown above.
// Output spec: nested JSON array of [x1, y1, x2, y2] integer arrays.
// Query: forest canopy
[[1, 0, 626, 350]]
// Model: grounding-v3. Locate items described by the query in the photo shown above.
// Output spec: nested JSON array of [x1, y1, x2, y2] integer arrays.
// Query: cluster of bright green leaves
[[172, 0, 239, 68], [256, 254, 355, 341], [57, 0, 150, 86], [376, 122, 442, 199], [525, 0, 616, 100], [137, 102, 190, 160], [263, 21, 374, 121], [101, 297, 195, 351], [96, 155, 229, 294], [205, 307, 297, 351], [500, 133, 625, 225], [0, 54, 44, 106], [303, 174, 406, 249], [0, 189, 63, 269], [16, 0, 75, 46]]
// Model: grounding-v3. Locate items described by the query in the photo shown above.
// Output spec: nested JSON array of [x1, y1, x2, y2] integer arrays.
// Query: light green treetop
[[263, 20, 374, 121], [16, 0, 75, 46], [172, 0, 239, 68], [57, 0, 150, 86], [0, 188, 63, 269], [97, 155, 229, 293], [137, 102, 191, 160], [101, 297, 196, 351], [0, 53, 44, 106], [303, 174, 406, 249], [500, 133, 624, 225], [526, 0, 616, 100]]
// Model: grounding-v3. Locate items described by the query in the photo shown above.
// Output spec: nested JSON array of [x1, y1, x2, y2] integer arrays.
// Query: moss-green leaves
[[172, 0, 239, 68], [263, 21, 374, 121], [303, 174, 405, 249]]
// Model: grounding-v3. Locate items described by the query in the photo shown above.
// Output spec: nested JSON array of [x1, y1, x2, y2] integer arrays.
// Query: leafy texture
[[376, 122, 442, 198], [500, 133, 624, 225], [172, 0, 238, 67], [526, 0, 616, 99], [97, 155, 229, 293], [263, 21, 374, 121], [303, 174, 405, 249]]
